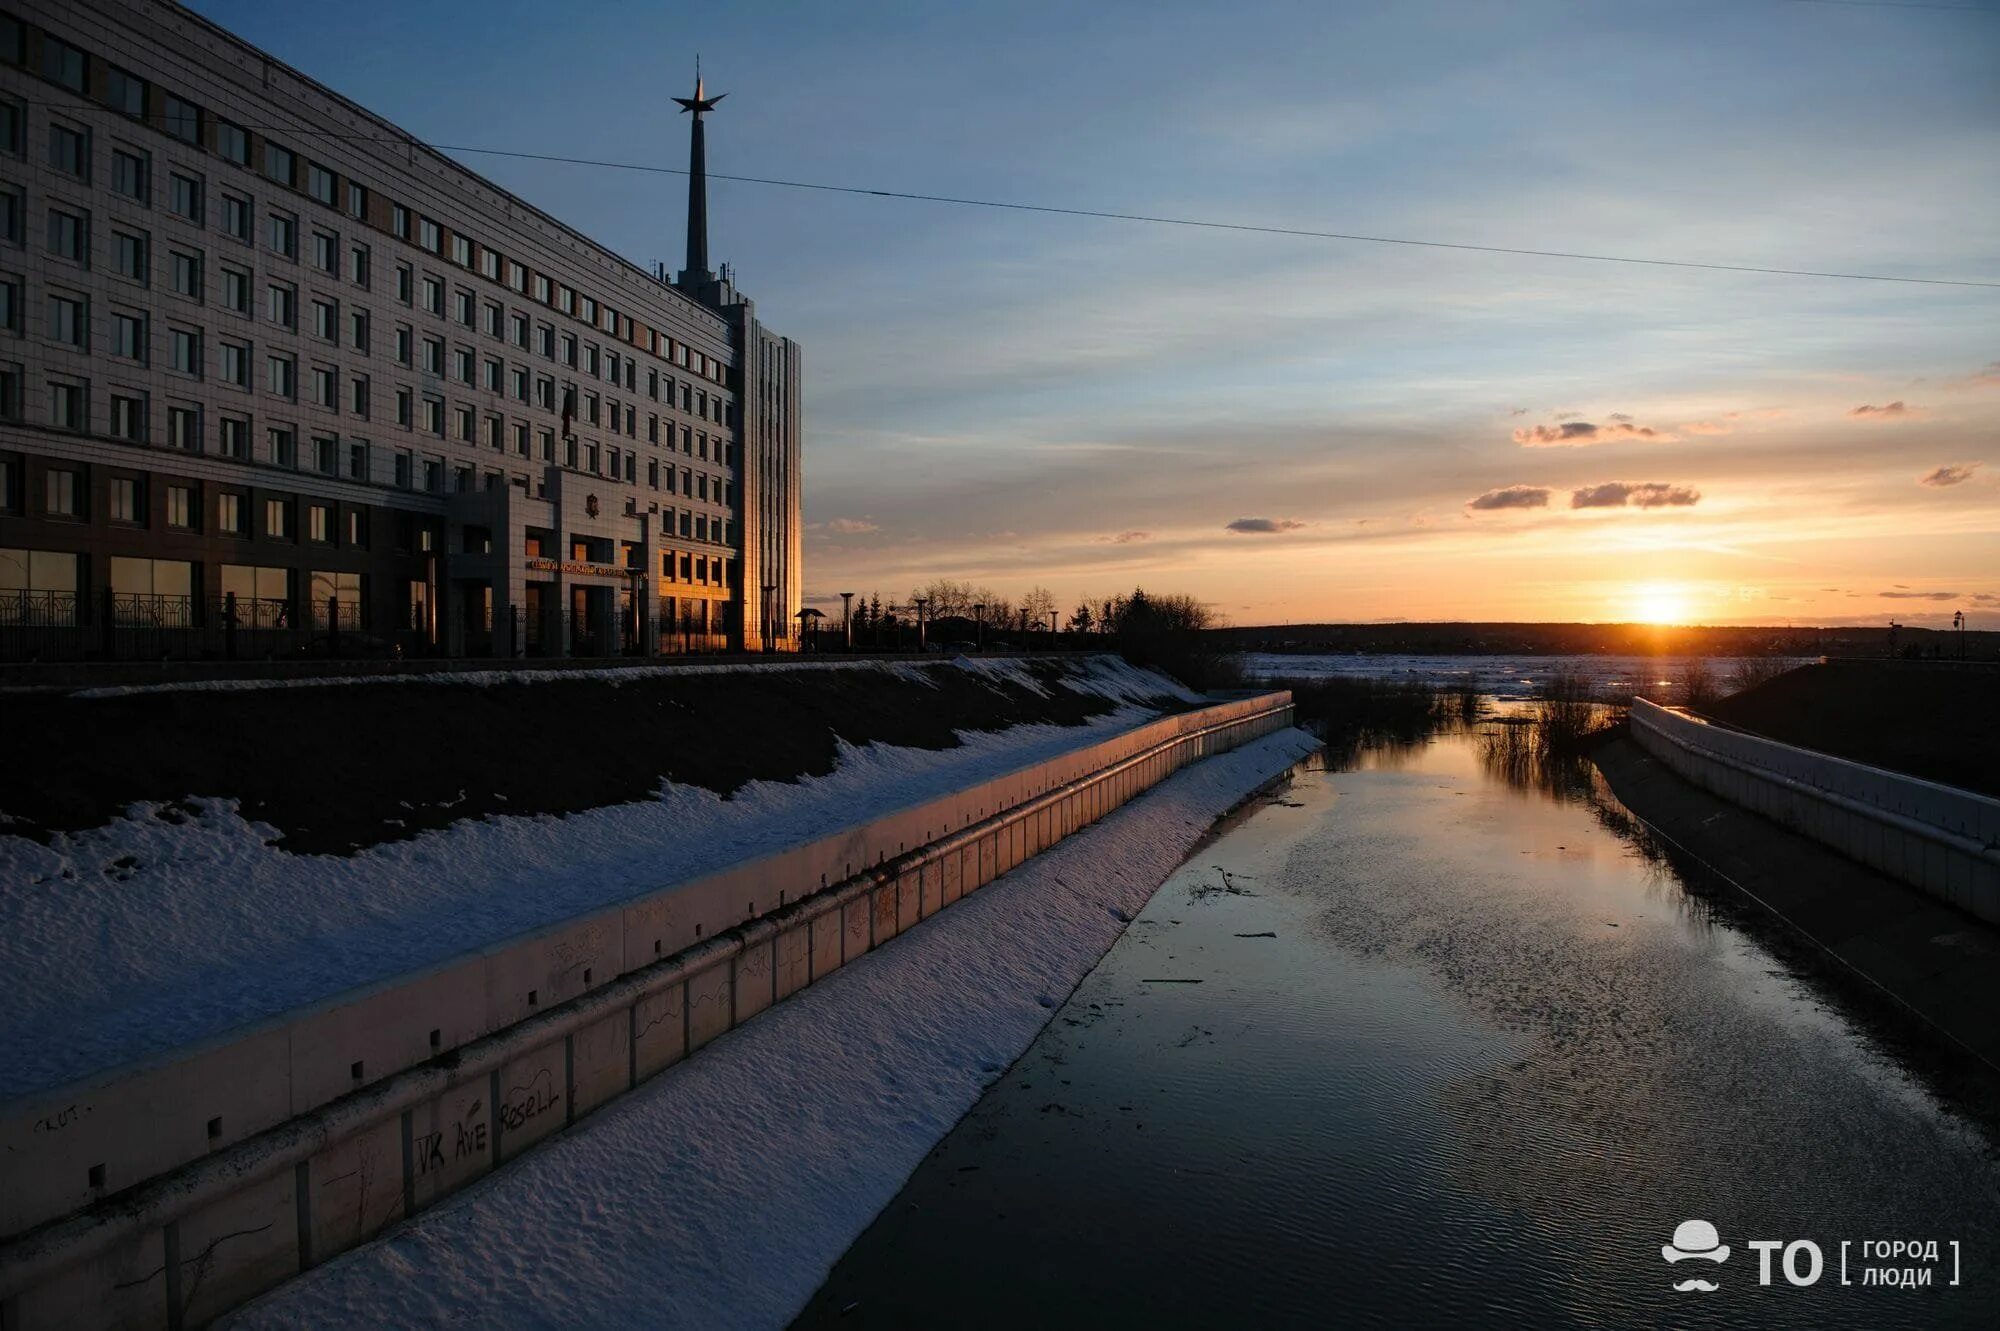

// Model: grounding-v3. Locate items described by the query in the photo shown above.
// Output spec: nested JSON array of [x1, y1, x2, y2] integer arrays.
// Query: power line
[[25, 100, 1999, 290], [1778, 1, 1997, 12]]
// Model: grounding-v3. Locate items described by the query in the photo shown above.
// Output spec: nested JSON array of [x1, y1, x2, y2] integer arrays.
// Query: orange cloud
[[1849, 401, 1921, 420], [1570, 481, 1700, 509], [823, 517, 881, 534], [1513, 419, 1674, 446], [1226, 517, 1307, 534], [1919, 462, 1981, 487], [1466, 485, 1551, 511]]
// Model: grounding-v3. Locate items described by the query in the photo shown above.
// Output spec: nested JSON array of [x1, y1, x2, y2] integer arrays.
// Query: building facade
[[0, 0, 802, 661]]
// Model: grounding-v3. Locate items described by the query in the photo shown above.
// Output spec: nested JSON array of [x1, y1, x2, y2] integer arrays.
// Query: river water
[[796, 726, 1999, 1329], [1240, 652, 1819, 702]]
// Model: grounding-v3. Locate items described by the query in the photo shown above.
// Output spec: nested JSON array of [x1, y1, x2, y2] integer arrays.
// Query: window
[[310, 504, 330, 542], [455, 404, 474, 441], [48, 292, 87, 347], [0, 185, 17, 242], [313, 231, 337, 274], [313, 299, 336, 341], [170, 172, 202, 222], [453, 346, 472, 383], [313, 436, 338, 476], [346, 181, 367, 219], [167, 484, 193, 527], [264, 142, 295, 186], [395, 263, 412, 304], [451, 235, 471, 266], [168, 404, 199, 450], [510, 312, 528, 347], [217, 120, 249, 165], [222, 266, 250, 313], [114, 230, 147, 283], [350, 374, 370, 416], [49, 122, 88, 181], [164, 96, 203, 145], [110, 393, 147, 442], [394, 450, 412, 488], [350, 244, 370, 287], [222, 193, 253, 243], [506, 261, 525, 291], [350, 309, 369, 352], [312, 364, 336, 408], [454, 288, 473, 326], [0, 101, 13, 157], [532, 273, 550, 302], [43, 37, 86, 92], [268, 212, 296, 258], [560, 334, 576, 367], [307, 164, 336, 205], [219, 416, 249, 459], [267, 283, 295, 328], [268, 427, 296, 469], [537, 325, 554, 358], [219, 341, 249, 387], [483, 357, 501, 391], [481, 302, 501, 337], [422, 275, 443, 315], [584, 344, 599, 377], [347, 441, 369, 480], [422, 336, 443, 374], [48, 208, 88, 263], [512, 420, 529, 455], [45, 466, 79, 513], [265, 497, 290, 538], [418, 218, 441, 253], [269, 354, 297, 399], [170, 327, 199, 375], [49, 381, 87, 433], [169, 250, 202, 299], [423, 396, 444, 435], [0, 275, 16, 332], [112, 149, 149, 203], [510, 366, 528, 400], [218, 492, 243, 533], [396, 387, 412, 427]]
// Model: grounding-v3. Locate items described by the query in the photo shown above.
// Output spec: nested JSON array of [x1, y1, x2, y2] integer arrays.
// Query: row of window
[[0, 546, 374, 628], [2, 15, 738, 398]]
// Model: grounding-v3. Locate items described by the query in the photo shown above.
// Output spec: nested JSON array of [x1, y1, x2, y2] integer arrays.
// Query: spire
[[673, 58, 725, 286]]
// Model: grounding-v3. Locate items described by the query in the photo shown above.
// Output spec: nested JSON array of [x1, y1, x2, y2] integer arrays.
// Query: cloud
[[822, 517, 882, 534], [1465, 485, 1552, 511], [1513, 420, 1673, 447], [1950, 362, 2000, 391], [1679, 408, 1787, 436], [1607, 412, 1633, 423], [1226, 517, 1307, 534], [1919, 462, 1981, 488], [1098, 530, 1152, 544], [1972, 593, 2000, 605], [1569, 481, 1702, 509], [1849, 401, 1921, 419], [1879, 590, 1957, 601]]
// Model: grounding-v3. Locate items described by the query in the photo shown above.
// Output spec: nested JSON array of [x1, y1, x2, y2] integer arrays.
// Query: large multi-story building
[[0, 0, 802, 660]]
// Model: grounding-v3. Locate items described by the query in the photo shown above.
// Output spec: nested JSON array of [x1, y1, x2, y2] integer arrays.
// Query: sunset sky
[[195, 0, 1999, 627]]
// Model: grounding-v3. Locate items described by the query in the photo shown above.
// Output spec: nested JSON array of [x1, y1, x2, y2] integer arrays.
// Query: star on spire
[[673, 56, 725, 116]]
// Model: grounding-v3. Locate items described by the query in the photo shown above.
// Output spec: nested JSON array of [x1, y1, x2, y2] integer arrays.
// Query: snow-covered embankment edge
[[227, 726, 1321, 1331]]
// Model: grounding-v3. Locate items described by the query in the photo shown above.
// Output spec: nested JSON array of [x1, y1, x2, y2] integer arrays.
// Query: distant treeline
[[1208, 621, 1999, 659]]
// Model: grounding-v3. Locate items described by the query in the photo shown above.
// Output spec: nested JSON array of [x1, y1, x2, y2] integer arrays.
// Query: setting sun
[[1633, 583, 1689, 625]]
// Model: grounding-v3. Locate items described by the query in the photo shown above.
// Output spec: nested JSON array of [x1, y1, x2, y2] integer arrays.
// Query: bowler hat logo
[[586, 493, 600, 517], [1663, 1219, 1730, 1292]]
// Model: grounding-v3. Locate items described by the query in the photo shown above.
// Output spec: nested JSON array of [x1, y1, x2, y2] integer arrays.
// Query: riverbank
[[0, 656, 1194, 1100], [1697, 658, 2000, 798], [223, 728, 1322, 1331], [1592, 734, 2000, 1078]]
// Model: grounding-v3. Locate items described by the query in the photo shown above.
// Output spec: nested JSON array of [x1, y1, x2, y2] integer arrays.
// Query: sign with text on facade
[[525, 558, 633, 579]]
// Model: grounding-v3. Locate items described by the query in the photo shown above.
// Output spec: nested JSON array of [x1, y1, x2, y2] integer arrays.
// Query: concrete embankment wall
[[0, 692, 1294, 1329], [1628, 698, 2000, 926]]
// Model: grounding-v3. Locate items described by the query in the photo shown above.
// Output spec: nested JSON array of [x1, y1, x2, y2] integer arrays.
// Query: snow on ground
[[62, 651, 1199, 701], [225, 727, 1320, 1331], [0, 657, 1195, 1101]]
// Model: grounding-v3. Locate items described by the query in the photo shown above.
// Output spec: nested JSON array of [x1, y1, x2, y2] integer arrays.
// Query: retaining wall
[[0, 692, 1295, 1329], [1628, 697, 2000, 926]]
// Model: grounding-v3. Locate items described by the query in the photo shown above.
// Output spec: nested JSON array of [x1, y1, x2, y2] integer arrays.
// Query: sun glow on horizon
[[1632, 583, 1690, 625]]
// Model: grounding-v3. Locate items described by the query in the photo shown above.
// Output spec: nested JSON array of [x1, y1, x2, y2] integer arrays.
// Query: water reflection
[[797, 725, 1999, 1330]]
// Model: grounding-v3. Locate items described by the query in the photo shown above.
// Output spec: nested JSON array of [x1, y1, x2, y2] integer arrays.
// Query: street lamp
[[913, 596, 931, 653], [1955, 610, 1966, 659], [1048, 608, 1058, 650], [841, 592, 856, 651], [762, 583, 776, 653], [973, 601, 986, 653]]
